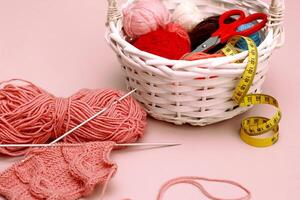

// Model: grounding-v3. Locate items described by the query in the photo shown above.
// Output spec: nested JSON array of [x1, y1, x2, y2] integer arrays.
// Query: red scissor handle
[[219, 9, 245, 26], [235, 13, 268, 36], [212, 9, 268, 43]]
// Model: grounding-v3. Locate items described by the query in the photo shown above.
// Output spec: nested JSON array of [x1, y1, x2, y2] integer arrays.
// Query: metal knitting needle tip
[[115, 143, 181, 147], [118, 88, 137, 101], [0, 143, 181, 148]]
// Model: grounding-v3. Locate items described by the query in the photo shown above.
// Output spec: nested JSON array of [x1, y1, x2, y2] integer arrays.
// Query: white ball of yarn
[[171, 0, 204, 31]]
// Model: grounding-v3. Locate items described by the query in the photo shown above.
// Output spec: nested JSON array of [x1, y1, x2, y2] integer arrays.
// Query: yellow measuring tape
[[221, 36, 281, 147]]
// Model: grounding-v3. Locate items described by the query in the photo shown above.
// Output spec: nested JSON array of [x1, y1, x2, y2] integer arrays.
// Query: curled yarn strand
[[157, 176, 251, 200]]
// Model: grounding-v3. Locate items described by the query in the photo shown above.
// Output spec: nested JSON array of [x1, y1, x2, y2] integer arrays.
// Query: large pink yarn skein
[[0, 79, 147, 156], [122, 0, 171, 39]]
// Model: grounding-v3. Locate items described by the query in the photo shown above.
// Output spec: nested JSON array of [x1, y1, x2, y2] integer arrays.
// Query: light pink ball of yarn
[[122, 0, 171, 38]]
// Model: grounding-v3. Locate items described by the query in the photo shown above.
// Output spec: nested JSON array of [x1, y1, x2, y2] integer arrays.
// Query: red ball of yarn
[[133, 23, 191, 60], [0, 79, 147, 156]]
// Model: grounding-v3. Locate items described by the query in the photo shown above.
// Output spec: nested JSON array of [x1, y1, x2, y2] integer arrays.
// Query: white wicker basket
[[105, 0, 285, 126]]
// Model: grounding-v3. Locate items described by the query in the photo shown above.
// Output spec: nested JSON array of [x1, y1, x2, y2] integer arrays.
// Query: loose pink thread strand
[[157, 176, 251, 200]]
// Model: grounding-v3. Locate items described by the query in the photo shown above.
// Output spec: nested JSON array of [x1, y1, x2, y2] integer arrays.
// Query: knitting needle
[[0, 143, 181, 148], [0, 88, 181, 148], [48, 89, 137, 145]]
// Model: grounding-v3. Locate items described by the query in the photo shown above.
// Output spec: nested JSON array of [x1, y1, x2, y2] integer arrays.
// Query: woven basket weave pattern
[[106, 0, 285, 126]]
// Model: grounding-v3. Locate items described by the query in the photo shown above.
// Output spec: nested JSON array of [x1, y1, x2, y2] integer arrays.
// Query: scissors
[[193, 9, 268, 52]]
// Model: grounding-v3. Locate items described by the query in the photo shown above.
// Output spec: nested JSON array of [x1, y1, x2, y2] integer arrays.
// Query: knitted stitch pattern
[[0, 141, 117, 200]]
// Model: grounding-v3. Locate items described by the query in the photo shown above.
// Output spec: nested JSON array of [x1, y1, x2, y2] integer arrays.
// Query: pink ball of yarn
[[0, 80, 147, 156], [122, 0, 171, 38]]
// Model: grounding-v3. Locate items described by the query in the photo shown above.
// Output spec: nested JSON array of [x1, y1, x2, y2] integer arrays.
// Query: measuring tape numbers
[[221, 36, 281, 147]]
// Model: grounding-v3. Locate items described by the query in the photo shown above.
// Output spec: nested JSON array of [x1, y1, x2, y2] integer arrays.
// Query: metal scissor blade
[[192, 36, 220, 53]]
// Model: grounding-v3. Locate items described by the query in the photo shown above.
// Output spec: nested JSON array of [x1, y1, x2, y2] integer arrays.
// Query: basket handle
[[106, 0, 122, 25], [271, 0, 285, 8], [106, 0, 285, 23], [269, 0, 285, 24], [268, 0, 285, 47]]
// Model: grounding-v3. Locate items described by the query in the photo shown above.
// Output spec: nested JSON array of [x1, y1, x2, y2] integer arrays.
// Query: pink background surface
[[0, 0, 299, 199]]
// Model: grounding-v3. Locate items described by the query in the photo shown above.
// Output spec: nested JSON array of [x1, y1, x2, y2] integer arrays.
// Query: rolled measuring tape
[[221, 36, 281, 148]]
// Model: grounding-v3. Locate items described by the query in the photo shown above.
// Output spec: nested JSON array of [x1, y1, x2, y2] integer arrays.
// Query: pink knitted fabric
[[0, 141, 117, 200]]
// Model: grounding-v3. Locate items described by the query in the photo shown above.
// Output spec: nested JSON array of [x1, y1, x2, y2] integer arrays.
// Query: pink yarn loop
[[157, 176, 251, 200], [0, 79, 147, 156]]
